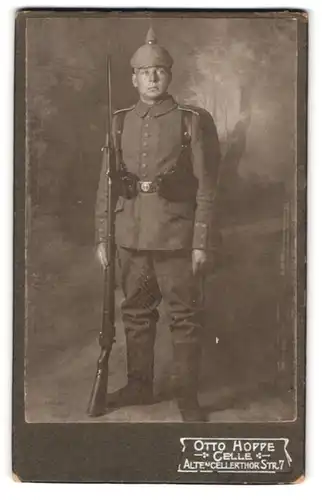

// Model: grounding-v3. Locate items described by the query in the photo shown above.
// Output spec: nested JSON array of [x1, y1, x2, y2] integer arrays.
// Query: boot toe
[[106, 383, 154, 409]]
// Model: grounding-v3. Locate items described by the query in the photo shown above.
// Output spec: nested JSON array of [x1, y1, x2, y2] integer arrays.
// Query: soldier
[[95, 27, 220, 421]]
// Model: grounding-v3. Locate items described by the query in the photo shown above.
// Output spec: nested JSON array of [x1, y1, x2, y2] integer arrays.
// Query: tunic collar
[[135, 94, 177, 118]]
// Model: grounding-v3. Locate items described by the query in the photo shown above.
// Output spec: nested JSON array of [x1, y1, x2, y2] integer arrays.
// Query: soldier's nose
[[150, 70, 158, 82]]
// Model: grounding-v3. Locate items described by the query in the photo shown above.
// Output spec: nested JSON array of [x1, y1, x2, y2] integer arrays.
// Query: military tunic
[[95, 94, 220, 251]]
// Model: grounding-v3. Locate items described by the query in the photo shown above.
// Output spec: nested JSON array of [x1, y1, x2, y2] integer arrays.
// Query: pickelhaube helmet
[[130, 27, 173, 69]]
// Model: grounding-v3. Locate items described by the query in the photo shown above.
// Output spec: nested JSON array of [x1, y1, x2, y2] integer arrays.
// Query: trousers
[[117, 247, 204, 398]]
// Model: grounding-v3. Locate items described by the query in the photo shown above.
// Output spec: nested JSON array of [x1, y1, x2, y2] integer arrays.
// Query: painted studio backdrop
[[25, 15, 297, 422]]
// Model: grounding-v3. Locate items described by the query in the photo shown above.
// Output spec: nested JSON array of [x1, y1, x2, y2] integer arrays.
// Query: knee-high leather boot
[[106, 321, 156, 408], [172, 341, 206, 422]]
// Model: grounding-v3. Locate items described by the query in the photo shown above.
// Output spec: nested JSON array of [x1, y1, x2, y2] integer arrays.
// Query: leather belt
[[137, 181, 157, 194]]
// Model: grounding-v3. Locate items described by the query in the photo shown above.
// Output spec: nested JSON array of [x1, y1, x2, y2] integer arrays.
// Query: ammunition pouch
[[154, 165, 198, 202], [118, 164, 139, 199]]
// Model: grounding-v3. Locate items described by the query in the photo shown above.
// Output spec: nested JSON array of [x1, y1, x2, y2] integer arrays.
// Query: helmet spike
[[145, 26, 157, 45]]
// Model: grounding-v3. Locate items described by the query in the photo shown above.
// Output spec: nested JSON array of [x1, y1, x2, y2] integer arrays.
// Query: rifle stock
[[87, 348, 111, 417], [87, 56, 116, 417]]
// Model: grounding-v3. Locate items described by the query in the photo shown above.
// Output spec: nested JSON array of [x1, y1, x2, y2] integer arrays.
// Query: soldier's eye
[[157, 69, 168, 78]]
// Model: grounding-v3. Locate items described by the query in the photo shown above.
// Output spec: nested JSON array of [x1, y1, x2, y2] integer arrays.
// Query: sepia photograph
[[22, 12, 300, 424], [12, 9, 307, 483]]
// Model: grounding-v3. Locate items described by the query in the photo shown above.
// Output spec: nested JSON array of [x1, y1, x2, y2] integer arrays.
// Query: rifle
[[87, 56, 116, 417]]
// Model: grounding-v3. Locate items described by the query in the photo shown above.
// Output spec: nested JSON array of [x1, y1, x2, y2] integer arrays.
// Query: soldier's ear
[[132, 72, 138, 88]]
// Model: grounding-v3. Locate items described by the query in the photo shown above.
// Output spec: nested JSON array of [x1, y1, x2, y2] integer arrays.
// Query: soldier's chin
[[146, 88, 162, 98]]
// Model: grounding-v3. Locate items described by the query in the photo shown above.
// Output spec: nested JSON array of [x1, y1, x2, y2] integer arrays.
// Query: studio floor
[[25, 292, 294, 424]]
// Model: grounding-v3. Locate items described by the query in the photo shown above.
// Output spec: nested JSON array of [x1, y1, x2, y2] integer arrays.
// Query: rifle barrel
[[87, 54, 116, 417]]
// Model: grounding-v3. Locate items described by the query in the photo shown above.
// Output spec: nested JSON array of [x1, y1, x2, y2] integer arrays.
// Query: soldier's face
[[132, 66, 172, 102]]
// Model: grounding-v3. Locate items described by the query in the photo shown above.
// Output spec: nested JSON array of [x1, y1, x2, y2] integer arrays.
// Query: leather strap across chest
[[113, 109, 192, 175]]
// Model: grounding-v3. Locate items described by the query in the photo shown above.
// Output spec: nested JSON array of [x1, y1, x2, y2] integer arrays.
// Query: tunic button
[[142, 163, 147, 168], [142, 152, 147, 157], [143, 142, 148, 146], [144, 132, 149, 137]]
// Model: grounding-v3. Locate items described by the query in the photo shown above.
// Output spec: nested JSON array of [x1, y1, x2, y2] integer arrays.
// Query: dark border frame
[[12, 9, 307, 483]]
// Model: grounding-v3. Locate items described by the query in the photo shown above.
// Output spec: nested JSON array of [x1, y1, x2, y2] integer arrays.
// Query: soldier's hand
[[192, 249, 207, 275], [97, 242, 108, 268]]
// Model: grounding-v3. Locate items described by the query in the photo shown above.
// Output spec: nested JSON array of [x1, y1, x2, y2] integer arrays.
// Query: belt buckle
[[140, 181, 152, 193]]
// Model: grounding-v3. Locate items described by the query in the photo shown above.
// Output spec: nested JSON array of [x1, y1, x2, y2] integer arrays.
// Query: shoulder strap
[[181, 109, 192, 147], [112, 107, 134, 170], [178, 105, 200, 146], [113, 110, 126, 152], [112, 105, 135, 149]]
